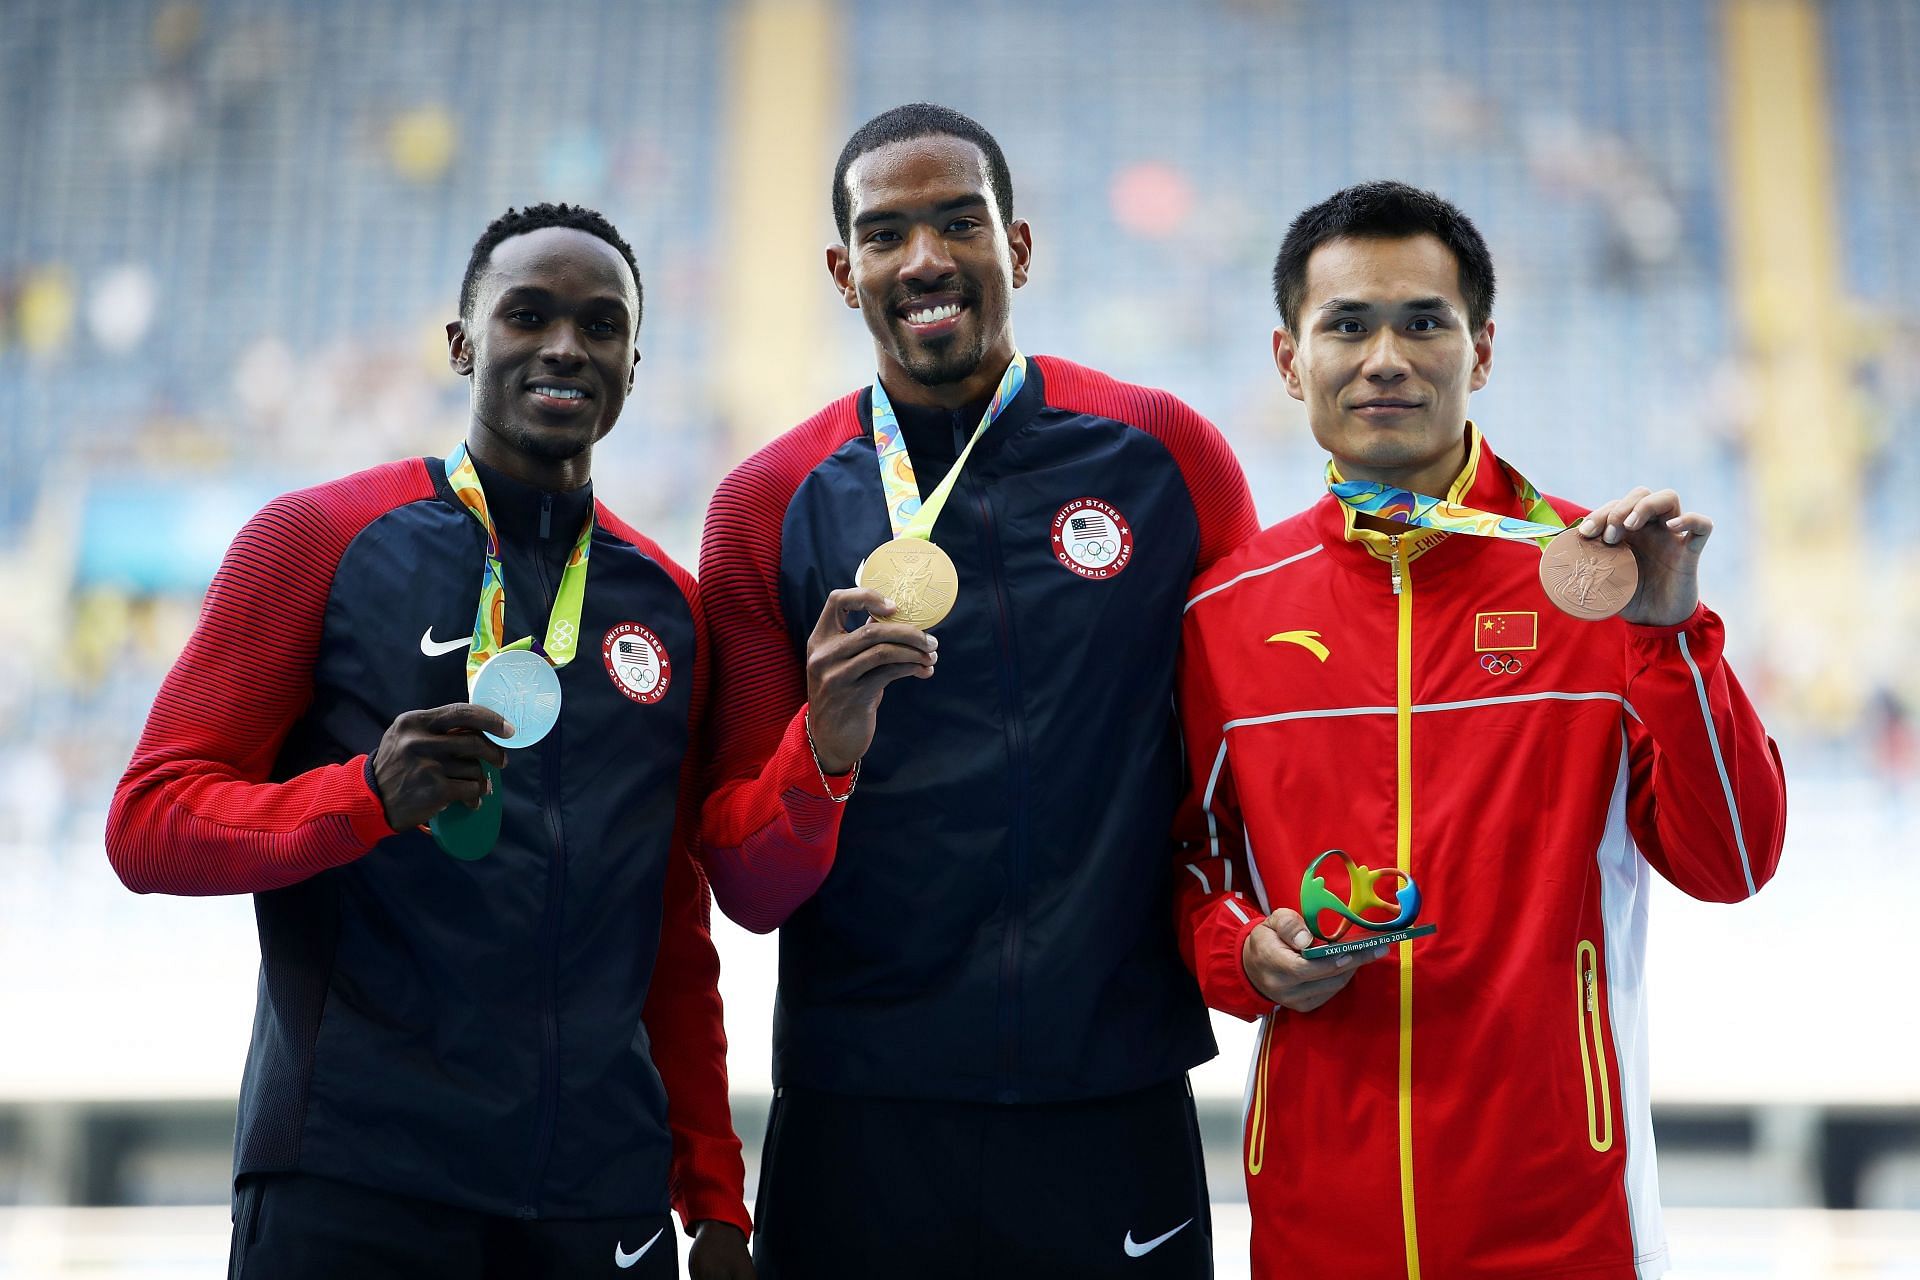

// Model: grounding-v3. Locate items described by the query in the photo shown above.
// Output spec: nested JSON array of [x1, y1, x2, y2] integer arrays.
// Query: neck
[[876, 344, 1015, 411], [1336, 432, 1472, 508], [465, 422, 592, 493]]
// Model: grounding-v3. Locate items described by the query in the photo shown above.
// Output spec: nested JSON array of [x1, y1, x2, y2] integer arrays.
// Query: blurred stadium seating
[[1, 0, 1916, 1275]]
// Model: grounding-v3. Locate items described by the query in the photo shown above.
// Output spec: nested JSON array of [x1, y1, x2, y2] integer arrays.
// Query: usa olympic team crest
[[601, 623, 671, 705], [1050, 498, 1134, 579]]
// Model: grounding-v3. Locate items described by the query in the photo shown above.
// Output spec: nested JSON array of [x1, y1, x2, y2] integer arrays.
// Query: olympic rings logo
[[1480, 652, 1522, 675], [1074, 538, 1118, 563]]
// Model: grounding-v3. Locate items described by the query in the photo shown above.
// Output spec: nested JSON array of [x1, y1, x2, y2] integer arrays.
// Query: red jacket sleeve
[[1173, 597, 1275, 1021], [600, 512, 751, 1239], [1622, 604, 1787, 902], [695, 405, 860, 934], [104, 466, 427, 895]]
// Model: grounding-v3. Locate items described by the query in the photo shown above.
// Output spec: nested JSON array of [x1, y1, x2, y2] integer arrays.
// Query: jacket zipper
[[518, 510, 567, 1216], [1576, 940, 1615, 1152], [1390, 533, 1422, 1280], [971, 475, 1031, 1102]]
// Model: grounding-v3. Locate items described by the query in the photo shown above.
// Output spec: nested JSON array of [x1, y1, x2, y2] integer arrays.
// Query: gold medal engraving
[[856, 537, 960, 630], [1538, 528, 1639, 621]]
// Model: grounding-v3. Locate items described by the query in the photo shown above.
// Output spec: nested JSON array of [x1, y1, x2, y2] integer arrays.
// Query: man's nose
[[1361, 329, 1411, 381], [540, 323, 587, 366], [899, 224, 957, 287]]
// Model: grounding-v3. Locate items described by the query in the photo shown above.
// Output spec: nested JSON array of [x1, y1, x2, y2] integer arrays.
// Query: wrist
[[803, 710, 860, 801]]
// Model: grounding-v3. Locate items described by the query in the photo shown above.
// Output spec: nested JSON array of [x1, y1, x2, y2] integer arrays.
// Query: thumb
[[1264, 907, 1313, 952]]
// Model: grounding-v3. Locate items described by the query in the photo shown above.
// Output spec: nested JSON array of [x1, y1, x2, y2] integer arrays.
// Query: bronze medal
[[856, 536, 960, 630], [1538, 528, 1638, 620]]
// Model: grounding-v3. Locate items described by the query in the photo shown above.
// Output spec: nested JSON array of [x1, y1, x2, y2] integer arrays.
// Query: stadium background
[[1, 0, 1916, 1274]]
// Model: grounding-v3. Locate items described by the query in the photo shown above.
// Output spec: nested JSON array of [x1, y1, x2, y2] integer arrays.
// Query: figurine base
[[1303, 923, 1437, 959]]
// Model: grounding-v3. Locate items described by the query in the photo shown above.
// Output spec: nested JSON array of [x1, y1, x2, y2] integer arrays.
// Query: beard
[[890, 317, 992, 388]]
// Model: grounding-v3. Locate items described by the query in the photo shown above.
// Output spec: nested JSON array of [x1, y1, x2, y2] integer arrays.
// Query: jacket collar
[[856, 356, 1046, 460], [1311, 424, 1531, 583]]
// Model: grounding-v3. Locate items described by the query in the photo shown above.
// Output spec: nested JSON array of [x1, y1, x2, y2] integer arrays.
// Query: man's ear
[[1272, 326, 1304, 402], [826, 244, 860, 310], [1008, 218, 1032, 289], [1469, 319, 1495, 393], [447, 319, 473, 376]]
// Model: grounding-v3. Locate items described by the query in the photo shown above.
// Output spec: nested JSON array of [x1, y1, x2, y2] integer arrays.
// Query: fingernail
[[502, 721, 516, 737], [1623, 513, 1642, 529], [928, 651, 938, 664], [1291, 930, 1311, 948], [1335, 954, 1354, 968], [927, 636, 939, 649], [883, 598, 896, 612], [1603, 526, 1620, 544], [1667, 516, 1684, 528], [1578, 519, 1596, 536]]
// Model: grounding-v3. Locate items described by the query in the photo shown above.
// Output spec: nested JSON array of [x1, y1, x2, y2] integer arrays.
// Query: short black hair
[[459, 202, 642, 325], [832, 103, 1014, 244], [1272, 181, 1495, 334]]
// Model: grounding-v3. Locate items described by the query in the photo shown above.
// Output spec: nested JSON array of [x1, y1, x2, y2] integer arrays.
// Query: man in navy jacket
[[698, 104, 1258, 1278], [109, 204, 753, 1279]]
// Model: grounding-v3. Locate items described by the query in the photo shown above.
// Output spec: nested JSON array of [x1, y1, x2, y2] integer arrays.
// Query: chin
[[504, 423, 594, 461], [899, 338, 987, 388]]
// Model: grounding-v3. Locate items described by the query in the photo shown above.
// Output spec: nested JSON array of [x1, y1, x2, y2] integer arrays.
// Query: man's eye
[[947, 218, 981, 233], [508, 310, 541, 326], [1333, 319, 1364, 334], [1409, 316, 1441, 332], [587, 319, 617, 336], [867, 228, 900, 244]]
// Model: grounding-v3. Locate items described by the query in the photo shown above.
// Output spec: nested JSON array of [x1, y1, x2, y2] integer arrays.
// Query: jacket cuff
[[1624, 600, 1710, 640], [349, 755, 399, 846], [1203, 907, 1277, 1021], [679, 1190, 753, 1241]]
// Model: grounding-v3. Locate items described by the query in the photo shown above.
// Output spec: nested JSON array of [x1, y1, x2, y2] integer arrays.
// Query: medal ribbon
[[444, 443, 595, 694], [870, 352, 1027, 540], [1326, 443, 1565, 545]]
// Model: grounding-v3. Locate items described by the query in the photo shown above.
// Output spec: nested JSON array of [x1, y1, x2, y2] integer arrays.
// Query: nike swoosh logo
[[1123, 1218, 1193, 1258], [1266, 629, 1330, 662], [614, 1227, 664, 1268], [420, 626, 472, 658]]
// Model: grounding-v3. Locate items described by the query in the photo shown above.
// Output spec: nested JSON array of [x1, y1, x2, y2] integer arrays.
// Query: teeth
[[532, 386, 585, 400], [905, 303, 961, 325]]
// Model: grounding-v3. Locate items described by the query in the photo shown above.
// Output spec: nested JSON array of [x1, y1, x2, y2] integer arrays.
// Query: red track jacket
[[1176, 431, 1786, 1280]]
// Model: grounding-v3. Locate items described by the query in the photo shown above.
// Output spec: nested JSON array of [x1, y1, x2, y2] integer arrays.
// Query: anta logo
[[1266, 630, 1329, 662]]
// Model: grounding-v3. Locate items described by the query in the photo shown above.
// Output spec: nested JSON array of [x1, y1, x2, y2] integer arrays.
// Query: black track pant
[[227, 1171, 678, 1279], [753, 1076, 1212, 1280]]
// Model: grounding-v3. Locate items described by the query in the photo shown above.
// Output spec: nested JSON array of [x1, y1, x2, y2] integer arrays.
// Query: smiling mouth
[[1354, 400, 1421, 413], [897, 295, 968, 335], [527, 383, 591, 407]]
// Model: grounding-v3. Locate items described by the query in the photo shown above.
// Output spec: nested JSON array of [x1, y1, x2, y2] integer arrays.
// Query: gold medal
[[1538, 527, 1639, 620], [856, 537, 960, 630]]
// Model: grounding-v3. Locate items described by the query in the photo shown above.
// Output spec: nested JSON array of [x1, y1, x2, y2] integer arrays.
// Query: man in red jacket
[[1177, 181, 1786, 1280]]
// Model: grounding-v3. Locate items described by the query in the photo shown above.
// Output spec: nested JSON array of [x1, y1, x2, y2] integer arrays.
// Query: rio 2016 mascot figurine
[[1298, 850, 1438, 959]]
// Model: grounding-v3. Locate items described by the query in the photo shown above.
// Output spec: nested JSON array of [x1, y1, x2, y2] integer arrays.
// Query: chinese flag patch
[[1474, 611, 1539, 652]]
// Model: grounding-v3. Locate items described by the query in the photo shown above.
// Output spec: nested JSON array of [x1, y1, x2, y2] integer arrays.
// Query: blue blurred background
[[1, 0, 1916, 1275]]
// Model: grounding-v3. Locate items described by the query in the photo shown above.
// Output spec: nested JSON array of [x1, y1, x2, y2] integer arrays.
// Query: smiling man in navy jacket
[[108, 204, 753, 1279], [698, 104, 1259, 1279]]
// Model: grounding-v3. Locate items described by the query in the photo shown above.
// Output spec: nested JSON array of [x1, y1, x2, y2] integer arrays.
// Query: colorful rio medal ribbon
[[853, 353, 1027, 630], [427, 444, 594, 860], [1298, 849, 1437, 960], [1327, 443, 1638, 621]]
